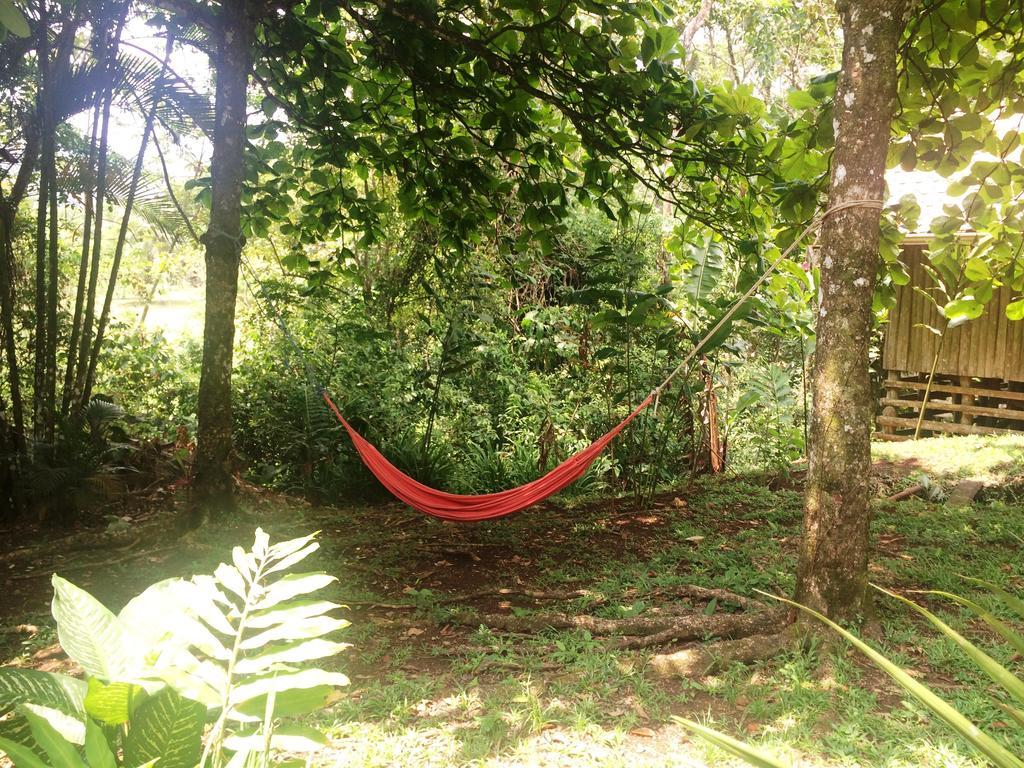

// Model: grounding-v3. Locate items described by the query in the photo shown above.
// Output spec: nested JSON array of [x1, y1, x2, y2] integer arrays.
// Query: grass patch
[[1, 437, 1021, 766]]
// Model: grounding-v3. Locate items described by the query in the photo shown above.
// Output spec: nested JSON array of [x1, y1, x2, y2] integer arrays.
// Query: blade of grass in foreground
[[758, 590, 1024, 768], [920, 589, 1024, 658], [877, 585, 1024, 708], [674, 718, 790, 768], [962, 577, 1024, 622]]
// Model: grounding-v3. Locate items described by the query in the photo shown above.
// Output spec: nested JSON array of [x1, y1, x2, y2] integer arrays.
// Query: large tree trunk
[[192, 3, 254, 511], [795, 0, 906, 621]]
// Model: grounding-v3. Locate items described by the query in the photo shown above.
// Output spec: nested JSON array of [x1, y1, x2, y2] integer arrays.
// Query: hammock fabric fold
[[322, 392, 653, 521]]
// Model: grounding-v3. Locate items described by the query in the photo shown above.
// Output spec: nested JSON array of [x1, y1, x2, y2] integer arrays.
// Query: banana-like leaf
[[51, 575, 135, 682], [674, 717, 789, 768], [767, 592, 1024, 768], [122, 689, 206, 768], [877, 586, 1024, 708]]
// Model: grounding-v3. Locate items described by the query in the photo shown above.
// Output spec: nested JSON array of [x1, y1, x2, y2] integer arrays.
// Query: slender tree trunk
[[82, 36, 173, 405], [795, 0, 907, 621], [0, 217, 24, 450], [192, 3, 254, 511], [72, 15, 124, 410], [62, 105, 100, 416], [43, 121, 59, 446], [32, 134, 51, 443]]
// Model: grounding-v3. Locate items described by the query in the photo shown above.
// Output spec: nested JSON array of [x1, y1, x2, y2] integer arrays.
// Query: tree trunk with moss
[[795, 0, 906, 621], [192, 4, 253, 512]]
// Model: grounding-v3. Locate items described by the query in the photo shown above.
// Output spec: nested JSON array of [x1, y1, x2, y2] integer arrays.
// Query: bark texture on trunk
[[795, 0, 906, 621], [192, 3, 253, 511]]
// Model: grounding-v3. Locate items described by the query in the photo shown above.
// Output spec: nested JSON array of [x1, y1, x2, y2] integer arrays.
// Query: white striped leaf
[[122, 689, 206, 768], [50, 575, 134, 681]]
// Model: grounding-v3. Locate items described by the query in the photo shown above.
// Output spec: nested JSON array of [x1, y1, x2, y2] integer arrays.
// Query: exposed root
[[447, 607, 787, 646], [447, 610, 670, 635], [648, 626, 797, 678], [651, 585, 765, 611], [7, 545, 176, 581], [614, 610, 786, 649], [437, 587, 605, 604]]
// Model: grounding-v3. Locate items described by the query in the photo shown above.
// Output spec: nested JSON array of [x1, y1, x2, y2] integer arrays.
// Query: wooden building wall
[[882, 243, 1024, 382]]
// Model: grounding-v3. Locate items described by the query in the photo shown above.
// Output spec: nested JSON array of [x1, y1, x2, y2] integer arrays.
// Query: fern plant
[[0, 529, 349, 768], [677, 580, 1024, 768]]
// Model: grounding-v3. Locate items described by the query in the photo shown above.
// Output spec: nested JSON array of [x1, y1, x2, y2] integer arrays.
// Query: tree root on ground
[[648, 626, 798, 678], [446, 607, 788, 645], [614, 610, 786, 649], [433, 584, 760, 610]]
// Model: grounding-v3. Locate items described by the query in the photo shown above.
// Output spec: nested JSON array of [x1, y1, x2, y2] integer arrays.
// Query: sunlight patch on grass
[[873, 434, 1024, 484]]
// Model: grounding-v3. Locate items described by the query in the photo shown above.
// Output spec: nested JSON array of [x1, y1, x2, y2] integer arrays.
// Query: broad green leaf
[[231, 683, 337, 721], [121, 580, 231, 662], [19, 706, 85, 768], [84, 680, 144, 725], [122, 689, 206, 768], [215, 563, 249, 601], [0, 0, 29, 38], [20, 703, 85, 746], [0, 736, 49, 768], [51, 575, 133, 681], [84, 720, 116, 768], [1007, 299, 1024, 321], [943, 297, 984, 321], [267, 532, 318, 563], [675, 718, 789, 767], [965, 257, 991, 281]]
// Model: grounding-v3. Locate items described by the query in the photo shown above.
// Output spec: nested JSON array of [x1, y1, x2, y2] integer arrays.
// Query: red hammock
[[322, 392, 653, 521]]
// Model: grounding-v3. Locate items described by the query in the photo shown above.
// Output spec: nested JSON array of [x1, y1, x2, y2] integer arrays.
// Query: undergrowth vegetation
[[0, 530, 349, 767]]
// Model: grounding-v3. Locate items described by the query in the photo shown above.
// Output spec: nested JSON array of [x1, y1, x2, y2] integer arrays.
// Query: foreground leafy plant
[[0, 529, 349, 767], [677, 581, 1024, 767]]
